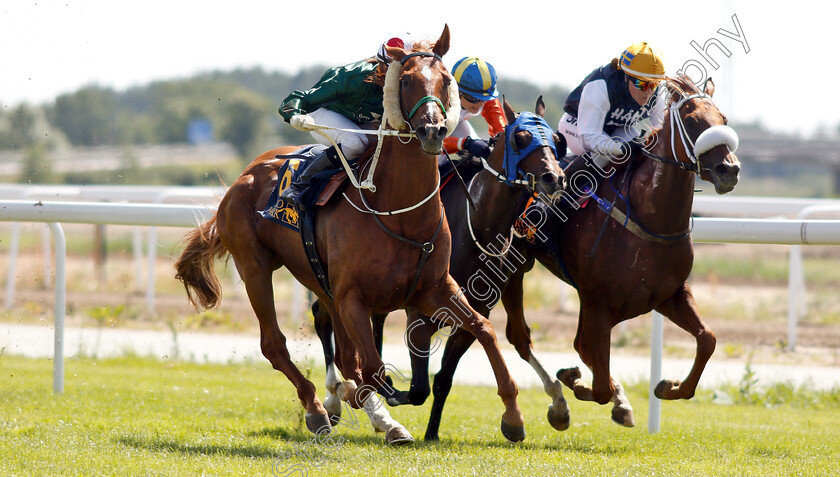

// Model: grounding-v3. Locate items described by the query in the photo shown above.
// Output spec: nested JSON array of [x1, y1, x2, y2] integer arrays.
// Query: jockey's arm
[[577, 80, 624, 157], [279, 66, 346, 122], [480, 98, 507, 137]]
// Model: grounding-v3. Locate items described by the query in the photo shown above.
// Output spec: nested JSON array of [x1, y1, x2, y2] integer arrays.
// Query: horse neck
[[362, 138, 442, 226], [467, 155, 525, 242], [632, 123, 696, 231]]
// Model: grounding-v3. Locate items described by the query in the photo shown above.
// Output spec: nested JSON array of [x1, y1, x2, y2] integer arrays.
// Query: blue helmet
[[451, 57, 499, 101]]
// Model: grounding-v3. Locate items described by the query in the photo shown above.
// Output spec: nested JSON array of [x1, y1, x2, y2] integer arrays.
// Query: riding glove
[[290, 114, 318, 132], [462, 137, 491, 159]]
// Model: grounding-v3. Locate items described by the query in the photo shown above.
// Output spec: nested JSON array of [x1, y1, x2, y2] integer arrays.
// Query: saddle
[[258, 145, 354, 299]]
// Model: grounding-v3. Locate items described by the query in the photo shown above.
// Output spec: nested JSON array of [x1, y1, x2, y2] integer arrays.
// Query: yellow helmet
[[619, 42, 665, 81]]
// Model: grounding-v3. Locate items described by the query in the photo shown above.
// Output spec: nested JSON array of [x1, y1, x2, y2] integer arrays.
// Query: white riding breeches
[[308, 108, 370, 159]]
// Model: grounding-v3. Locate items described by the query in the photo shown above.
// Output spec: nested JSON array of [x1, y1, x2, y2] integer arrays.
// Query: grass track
[[2, 355, 839, 476]]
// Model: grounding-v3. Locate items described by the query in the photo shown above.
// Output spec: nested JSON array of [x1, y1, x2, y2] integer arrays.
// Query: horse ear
[[502, 96, 517, 125], [703, 77, 715, 97], [385, 45, 406, 63], [433, 24, 451, 57], [535, 95, 546, 118]]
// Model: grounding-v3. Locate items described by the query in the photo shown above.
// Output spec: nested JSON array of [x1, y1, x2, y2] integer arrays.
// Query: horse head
[[660, 74, 741, 194], [382, 25, 460, 156], [493, 96, 565, 201]]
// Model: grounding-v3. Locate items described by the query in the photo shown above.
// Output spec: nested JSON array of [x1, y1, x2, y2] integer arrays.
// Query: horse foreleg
[[417, 277, 524, 442], [239, 263, 328, 434], [377, 311, 432, 407], [334, 292, 413, 445], [654, 283, 716, 400], [501, 272, 570, 432], [311, 299, 342, 425], [557, 305, 634, 426]]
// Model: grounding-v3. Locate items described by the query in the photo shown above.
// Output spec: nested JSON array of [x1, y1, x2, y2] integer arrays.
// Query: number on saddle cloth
[[258, 144, 341, 232]]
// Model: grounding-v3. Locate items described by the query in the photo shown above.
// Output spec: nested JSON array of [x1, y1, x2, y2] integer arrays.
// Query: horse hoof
[[547, 404, 570, 431], [385, 427, 414, 446], [385, 391, 412, 407], [611, 407, 635, 427], [556, 367, 581, 387], [654, 379, 681, 400], [324, 394, 342, 426], [500, 418, 526, 442], [304, 413, 332, 435]]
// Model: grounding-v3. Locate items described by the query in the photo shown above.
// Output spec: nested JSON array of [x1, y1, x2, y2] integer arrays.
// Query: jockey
[[557, 42, 666, 171], [443, 57, 507, 160], [278, 34, 414, 207]]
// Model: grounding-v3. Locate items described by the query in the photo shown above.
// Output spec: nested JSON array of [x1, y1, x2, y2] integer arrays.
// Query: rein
[[310, 51, 450, 193], [464, 174, 515, 258], [594, 78, 738, 246]]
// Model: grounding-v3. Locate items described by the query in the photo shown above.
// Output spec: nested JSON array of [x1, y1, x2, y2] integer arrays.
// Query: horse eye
[[401, 76, 410, 87]]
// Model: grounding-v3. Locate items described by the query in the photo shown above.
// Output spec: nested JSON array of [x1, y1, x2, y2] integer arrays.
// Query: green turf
[[2, 355, 839, 476]]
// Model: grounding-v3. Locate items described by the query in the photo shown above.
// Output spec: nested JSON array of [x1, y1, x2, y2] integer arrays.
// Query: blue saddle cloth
[[258, 145, 343, 232]]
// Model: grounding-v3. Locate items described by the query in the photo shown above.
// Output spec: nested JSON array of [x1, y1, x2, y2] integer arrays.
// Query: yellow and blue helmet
[[619, 42, 665, 81], [451, 57, 499, 101]]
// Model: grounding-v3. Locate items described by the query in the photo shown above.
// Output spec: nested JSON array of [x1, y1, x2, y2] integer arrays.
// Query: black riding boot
[[280, 145, 341, 211]]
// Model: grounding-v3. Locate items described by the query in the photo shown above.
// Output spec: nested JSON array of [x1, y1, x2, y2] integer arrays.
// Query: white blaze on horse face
[[421, 65, 433, 81]]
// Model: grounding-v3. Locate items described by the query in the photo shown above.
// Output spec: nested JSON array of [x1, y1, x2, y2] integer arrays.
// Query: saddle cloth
[[258, 145, 346, 232]]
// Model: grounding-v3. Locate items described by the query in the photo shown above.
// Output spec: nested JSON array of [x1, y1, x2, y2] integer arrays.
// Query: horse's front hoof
[[556, 367, 581, 388], [547, 404, 570, 431], [385, 391, 412, 407], [323, 393, 342, 426], [500, 418, 526, 442], [385, 427, 415, 446], [654, 379, 682, 400], [611, 406, 635, 427], [304, 413, 332, 435]]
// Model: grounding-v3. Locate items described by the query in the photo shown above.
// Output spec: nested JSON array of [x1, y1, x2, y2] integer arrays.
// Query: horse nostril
[[415, 126, 429, 140], [714, 163, 738, 177], [541, 172, 558, 185], [437, 126, 447, 140]]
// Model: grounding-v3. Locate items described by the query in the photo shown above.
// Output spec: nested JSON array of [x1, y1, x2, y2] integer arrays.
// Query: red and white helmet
[[376, 33, 414, 63]]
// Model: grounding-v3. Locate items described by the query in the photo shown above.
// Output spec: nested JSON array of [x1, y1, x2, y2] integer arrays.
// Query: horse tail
[[174, 215, 228, 310]]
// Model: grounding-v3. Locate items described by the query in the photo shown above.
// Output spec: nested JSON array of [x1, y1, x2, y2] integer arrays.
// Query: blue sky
[[1, 0, 835, 136]]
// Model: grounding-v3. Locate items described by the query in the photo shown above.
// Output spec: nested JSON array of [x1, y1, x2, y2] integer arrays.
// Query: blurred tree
[[18, 142, 54, 183], [221, 92, 267, 160], [49, 86, 119, 146]]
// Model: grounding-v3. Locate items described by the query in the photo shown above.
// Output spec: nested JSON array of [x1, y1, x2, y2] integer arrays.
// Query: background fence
[[3, 187, 840, 432]]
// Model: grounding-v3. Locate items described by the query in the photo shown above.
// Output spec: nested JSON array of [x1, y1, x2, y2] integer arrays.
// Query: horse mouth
[[419, 137, 445, 156], [709, 154, 740, 195]]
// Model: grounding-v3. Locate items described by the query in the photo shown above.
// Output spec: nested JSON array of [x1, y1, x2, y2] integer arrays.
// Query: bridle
[[465, 112, 559, 258], [640, 77, 738, 175], [397, 51, 449, 124]]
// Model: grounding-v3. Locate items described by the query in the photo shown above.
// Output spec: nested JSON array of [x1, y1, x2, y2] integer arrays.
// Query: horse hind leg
[[239, 260, 330, 434]]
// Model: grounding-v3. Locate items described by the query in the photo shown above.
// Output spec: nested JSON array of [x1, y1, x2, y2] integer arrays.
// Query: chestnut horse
[[311, 97, 565, 425], [174, 26, 526, 445], [380, 74, 741, 440]]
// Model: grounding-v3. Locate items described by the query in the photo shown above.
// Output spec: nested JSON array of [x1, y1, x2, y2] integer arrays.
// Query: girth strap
[[371, 211, 445, 308]]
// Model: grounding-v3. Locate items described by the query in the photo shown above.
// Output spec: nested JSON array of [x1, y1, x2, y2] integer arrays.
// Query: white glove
[[290, 114, 317, 131]]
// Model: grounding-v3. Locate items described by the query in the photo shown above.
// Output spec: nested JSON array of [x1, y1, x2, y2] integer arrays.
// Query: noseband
[[477, 112, 557, 195]]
